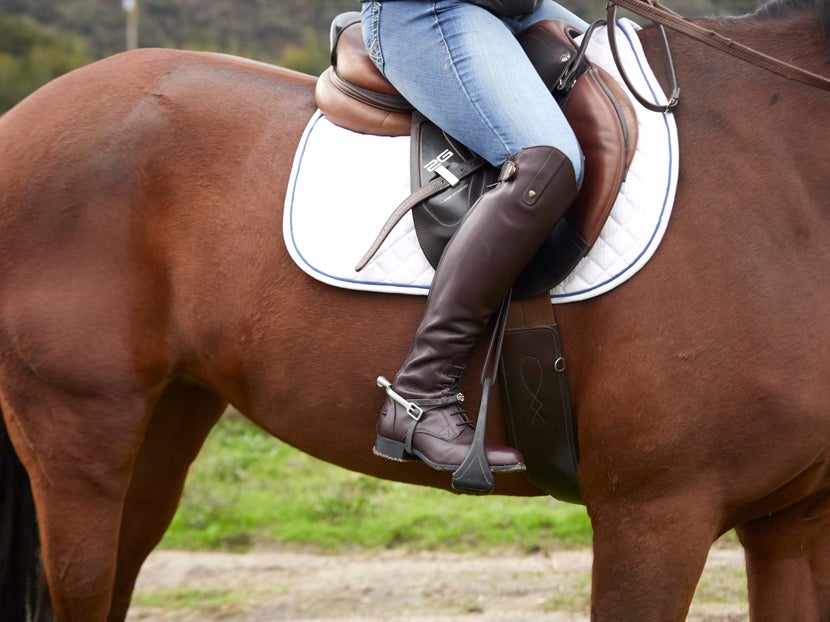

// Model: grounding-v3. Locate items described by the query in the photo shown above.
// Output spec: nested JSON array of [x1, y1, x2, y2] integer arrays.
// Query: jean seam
[[366, 2, 384, 71]]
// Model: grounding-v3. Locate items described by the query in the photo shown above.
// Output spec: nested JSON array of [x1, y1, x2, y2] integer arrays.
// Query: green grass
[[160, 415, 592, 553], [134, 586, 245, 612]]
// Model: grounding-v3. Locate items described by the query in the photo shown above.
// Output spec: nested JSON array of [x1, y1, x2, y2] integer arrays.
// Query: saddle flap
[[519, 19, 637, 247], [409, 113, 499, 267]]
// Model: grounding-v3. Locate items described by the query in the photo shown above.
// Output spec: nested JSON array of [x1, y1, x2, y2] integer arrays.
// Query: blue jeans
[[360, 0, 587, 183]]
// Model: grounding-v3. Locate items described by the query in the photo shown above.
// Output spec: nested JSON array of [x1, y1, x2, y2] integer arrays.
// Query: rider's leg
[[362, 0, 582, 470], [362, 0, 584, 174], [374, 145, 579, 469]]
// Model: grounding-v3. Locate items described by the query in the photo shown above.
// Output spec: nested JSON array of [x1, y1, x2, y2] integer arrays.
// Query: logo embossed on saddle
[[423, 148, 458, 183], [410, 118, 499, 271]]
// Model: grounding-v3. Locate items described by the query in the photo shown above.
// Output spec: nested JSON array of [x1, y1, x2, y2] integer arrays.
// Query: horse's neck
[[691, 6, 828, 77]]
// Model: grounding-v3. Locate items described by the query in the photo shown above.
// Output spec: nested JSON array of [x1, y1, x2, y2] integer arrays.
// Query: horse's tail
[[0, 408, 40, 621]]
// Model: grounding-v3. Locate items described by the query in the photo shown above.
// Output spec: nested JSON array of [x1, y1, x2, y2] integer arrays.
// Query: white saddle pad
[[284, 18, 679, 303]]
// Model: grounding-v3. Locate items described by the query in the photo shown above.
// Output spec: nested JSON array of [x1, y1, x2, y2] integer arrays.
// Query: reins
[[604, 0, 830, 112]]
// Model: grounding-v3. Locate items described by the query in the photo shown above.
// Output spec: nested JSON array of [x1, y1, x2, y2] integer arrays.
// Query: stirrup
[[452, 296, 511, 494]]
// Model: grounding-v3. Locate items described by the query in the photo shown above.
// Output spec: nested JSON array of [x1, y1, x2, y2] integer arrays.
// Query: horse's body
[[0, 0, 828, 619]]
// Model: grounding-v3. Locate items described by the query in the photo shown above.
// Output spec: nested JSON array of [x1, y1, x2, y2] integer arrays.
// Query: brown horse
[[0, 0, 828, 619]]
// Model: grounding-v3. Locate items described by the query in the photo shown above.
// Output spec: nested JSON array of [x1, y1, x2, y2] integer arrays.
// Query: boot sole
[[374, 435, 525, 473]]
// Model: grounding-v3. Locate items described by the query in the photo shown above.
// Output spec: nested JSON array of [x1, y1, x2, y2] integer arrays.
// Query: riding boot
[[374, 145, 579, 471]]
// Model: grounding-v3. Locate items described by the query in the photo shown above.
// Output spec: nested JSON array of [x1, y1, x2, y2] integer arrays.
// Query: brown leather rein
[[605, 0, 830, 112]]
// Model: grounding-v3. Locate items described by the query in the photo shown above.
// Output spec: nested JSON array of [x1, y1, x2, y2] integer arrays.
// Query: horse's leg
[[588, 496, 719, 621], [737, 492, 830, 621], [108, 379, 225, 621], [2, 365, 150, 621]]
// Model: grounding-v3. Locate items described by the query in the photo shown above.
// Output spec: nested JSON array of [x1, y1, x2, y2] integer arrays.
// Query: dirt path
[[127, 547, 748, 621]]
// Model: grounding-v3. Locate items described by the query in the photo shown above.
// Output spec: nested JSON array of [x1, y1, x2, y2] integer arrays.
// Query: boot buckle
[[377, 376, 425, 421], [499, 159, 518, 181]]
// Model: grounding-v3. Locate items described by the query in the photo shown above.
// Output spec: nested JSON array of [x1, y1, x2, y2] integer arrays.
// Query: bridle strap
[[609, 0, 830, 93]]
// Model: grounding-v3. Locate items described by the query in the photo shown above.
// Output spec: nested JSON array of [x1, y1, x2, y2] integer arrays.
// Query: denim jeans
[[360, 0, 587, 183]]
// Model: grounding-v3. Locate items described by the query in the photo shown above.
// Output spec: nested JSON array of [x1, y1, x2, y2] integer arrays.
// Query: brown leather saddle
[[316, 12, 639, 298]]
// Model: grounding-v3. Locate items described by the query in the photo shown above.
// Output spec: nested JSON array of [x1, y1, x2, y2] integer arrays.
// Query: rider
[[361, 0, 588, 475]]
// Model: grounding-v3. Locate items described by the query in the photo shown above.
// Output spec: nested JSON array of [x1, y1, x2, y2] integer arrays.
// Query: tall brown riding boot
[[374, 145, 580, 471]]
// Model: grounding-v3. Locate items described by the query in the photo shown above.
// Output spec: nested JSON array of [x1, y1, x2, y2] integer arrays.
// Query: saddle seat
[[315, 12, 640, 287], [315, 12, 413, 136]]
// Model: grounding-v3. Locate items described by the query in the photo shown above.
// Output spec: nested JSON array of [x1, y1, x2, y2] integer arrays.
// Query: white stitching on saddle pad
[[283, 18, 678, 303]]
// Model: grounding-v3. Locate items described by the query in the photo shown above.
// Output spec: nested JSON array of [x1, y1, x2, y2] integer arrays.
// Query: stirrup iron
[[451, 296, 511, 494]]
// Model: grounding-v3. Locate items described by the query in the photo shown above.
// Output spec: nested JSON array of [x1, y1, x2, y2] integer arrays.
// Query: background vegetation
[[162, 414, 738, 553], [161, 415, 594, 553], [2, 0, 762, 112]]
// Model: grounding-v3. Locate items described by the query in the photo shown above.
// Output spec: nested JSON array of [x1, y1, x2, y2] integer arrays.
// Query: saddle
[[316, 12, 639, 298]]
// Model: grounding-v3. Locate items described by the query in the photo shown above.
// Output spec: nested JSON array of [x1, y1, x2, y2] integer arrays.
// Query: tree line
[[0, 0, 761, 112]]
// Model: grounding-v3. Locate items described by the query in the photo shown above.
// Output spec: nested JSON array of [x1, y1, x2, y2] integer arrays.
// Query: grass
[[135, 586, 245, 612], [145, 416, 748, 618], [159, 415, 593, 553]]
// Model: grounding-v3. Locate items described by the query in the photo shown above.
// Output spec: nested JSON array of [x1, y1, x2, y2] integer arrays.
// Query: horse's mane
[[753, 0, 816, 16]]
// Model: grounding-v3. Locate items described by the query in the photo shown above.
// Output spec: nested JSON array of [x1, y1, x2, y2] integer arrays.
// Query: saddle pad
[[284, 18, 679, 303]]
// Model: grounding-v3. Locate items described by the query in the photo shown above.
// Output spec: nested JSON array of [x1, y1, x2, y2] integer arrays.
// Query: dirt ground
[[127, 547, 749, 621]]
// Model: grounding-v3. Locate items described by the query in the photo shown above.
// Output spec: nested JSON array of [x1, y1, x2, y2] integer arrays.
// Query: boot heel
[[374, 435, 417, 462]]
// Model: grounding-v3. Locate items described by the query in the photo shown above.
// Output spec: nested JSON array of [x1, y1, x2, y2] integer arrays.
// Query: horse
[[0, 0, 828, 619]]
